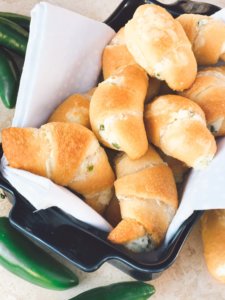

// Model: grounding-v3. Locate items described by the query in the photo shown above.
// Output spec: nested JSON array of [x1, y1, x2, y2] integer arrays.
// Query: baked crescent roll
[[124, 4, 197, 91], [108, 147, 178, 252], [102, 27, 136, 79], [90, 64, 148, 159], [102, 27, 160, 103], [48, 89, 95, 128], [181, 66, 225, 137], [2, 122, 115, 214], [177, 14, 225, 65], [201, 210, 225, 284], [144, 95, 217, 169]]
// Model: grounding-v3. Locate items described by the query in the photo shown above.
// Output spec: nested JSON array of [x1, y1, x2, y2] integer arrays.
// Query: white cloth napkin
[[1, 2, 115, 232], [165, 9, 225, 243]]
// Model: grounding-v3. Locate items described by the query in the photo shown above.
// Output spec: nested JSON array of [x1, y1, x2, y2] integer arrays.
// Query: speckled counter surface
[[1, 1, 225, 299]]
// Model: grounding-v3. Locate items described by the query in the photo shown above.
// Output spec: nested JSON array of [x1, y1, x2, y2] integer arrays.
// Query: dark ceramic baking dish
[[0, 0, 219, 281]]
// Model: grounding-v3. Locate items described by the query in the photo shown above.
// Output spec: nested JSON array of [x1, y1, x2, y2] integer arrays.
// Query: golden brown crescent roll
[[181, 66, 225, 137], [102, 27, 159, 102], [201, 210, 225, 284], [90, 64, 148, 159], [102, 27, 136, 79], [2, 122, 115, 214], [177, 14, 225, 65], [144, 95, 217, 169], [124, 4, 197, 91], [108, 147, 178, 252], [48, 89, 95, 128]]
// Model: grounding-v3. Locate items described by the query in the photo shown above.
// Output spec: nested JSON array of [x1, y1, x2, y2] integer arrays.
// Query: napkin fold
[[165, 9, 225, 243], [2, 163, 111, 231], [1, 2, 114, 232], [13, 2, 114, 128]]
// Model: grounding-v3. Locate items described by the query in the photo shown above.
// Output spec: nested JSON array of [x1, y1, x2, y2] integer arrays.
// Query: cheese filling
[[71, 141, 101, 182], [98, 112, 141, 150], [194, 155, 214, 170], [171, 109, 204, 123], [125, 234, 154, 252], [86, 187, 113, 207], [66, 107, 89, 123], [160, 109, 205, 140], [104, 75, 124, 86], [208, 117, 224, 134]]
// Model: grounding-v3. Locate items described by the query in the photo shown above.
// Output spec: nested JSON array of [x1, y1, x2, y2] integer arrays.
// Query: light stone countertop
[[1, 1, 225, 300]]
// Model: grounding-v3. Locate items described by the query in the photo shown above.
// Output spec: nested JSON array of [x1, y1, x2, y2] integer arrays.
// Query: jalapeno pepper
[[0, 12, 30, 30], [0, 217, 79, 290], [0, 17, 28, 56], [69, 281, 155, 300], [0, 48, 20, 108]]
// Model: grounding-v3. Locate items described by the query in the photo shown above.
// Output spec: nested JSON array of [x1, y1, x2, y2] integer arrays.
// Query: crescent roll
[[201, 210, 225, 284], [181, 66, 225, 136], [2, 122, 115, 214], [102, 27, 160, 102], [102, 27, 136, 79], [108, 146, 178, 252], [90, 64, 148, 159], [124, 4, 197, 91], [144, 95, 217, 169], [48, 89, 95, 128], [177, 14, 225, 65]]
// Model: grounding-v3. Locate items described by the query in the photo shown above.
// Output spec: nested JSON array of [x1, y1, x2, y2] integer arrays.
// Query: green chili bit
[[197, 19, 208, 27], [155, 72, 161, 79], [87, 165, 94, 172], [112, 143, 120, 149], [0, 191, 6, 199], [99, 124, 105, 131], [189, 110, 195, 117], [209, 125, 217, 134]]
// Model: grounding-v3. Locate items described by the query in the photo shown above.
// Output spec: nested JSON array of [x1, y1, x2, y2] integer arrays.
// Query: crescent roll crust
[[177, 14, 225, 65], [144, 95, 217, 169], [102, 27, 136, 79], [90, 64, 148, 159], [2, 122, 115, 214], [201, 210, 225, 284], [48, 89, 95, 128], [108, 146, 178, 251], [124, 4, 197, 91], [181, 66, 225, 136]]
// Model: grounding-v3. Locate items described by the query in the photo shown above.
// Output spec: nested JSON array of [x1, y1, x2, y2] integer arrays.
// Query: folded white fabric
[[165, 137, 225, 243], [1, 2, 114, 232], [13, 2, 114, 128], [165, 9, 225, 243]]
